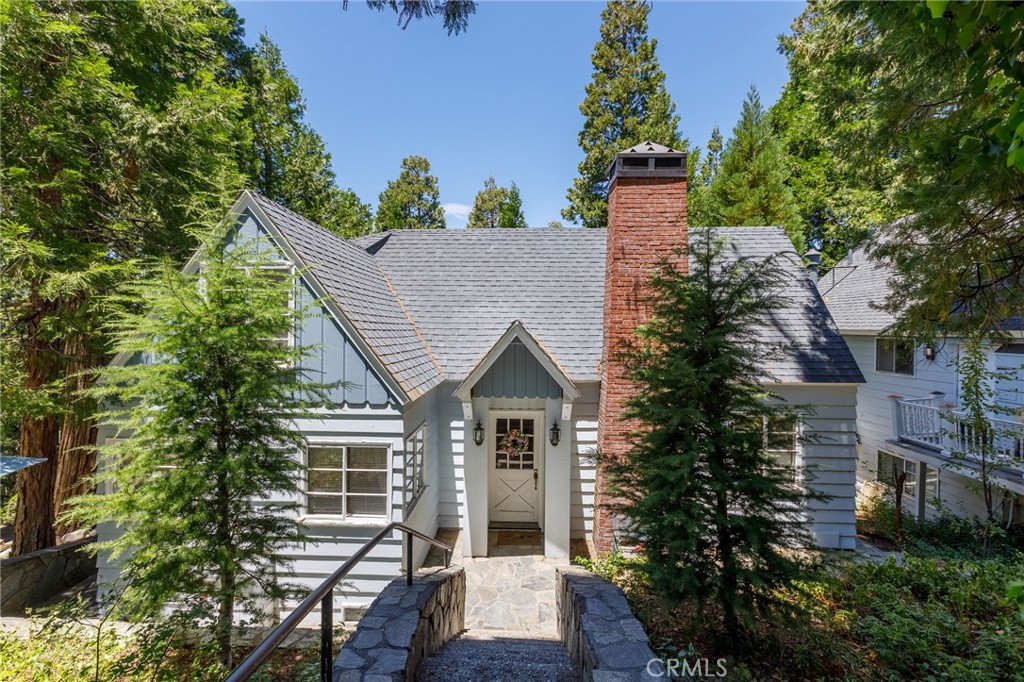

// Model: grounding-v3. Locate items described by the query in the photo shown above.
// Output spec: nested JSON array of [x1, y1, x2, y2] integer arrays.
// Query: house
[[818, 245, 1024, 525], [96, 142, 864, 622]]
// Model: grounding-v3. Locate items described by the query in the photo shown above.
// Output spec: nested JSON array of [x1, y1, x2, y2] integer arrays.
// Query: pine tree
[[1, 0, 248, 554], [67, 216, 332, 668], [498, 182, 527, 228], [564, 0, 684, 229], [606, 227, 824, 641], [689, 125, 724, 226], [467, 177, 506, 228], [241, 34, 373, 238], [467, 178, 527, 229], [376, 155, 446, 230], [705, 86, 805, 251]]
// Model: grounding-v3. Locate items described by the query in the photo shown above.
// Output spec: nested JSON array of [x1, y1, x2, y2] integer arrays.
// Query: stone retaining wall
[[1, 534, 96, 616], [556, 565, 658, 682], [333, 565, 465, 681]]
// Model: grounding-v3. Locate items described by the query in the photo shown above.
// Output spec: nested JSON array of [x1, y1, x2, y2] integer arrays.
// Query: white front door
[[489, 412, 543, 526]]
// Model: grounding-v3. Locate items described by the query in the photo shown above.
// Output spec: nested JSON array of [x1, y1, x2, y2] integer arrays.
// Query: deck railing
[[892, 396, 1024, 465], [224, 523, 452, 682]]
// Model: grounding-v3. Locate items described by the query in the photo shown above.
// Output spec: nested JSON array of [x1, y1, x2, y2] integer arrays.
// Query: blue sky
[[233, 1, 803, 227]]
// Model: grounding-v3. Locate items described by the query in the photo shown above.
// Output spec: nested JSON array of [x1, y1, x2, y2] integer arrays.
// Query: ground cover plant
[[579, 500, 1024, 681]]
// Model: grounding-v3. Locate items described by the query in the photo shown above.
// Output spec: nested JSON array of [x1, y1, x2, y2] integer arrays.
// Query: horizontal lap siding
[[438, 383, 466, 528], [773, 384, 860, 549], [842, 335, 1011, 520], [571, 384, 600, 538], [401, 389, 441, 568]]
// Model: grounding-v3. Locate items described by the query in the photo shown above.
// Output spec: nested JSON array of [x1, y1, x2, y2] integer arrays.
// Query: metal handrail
[[225, 522, 453, 682]]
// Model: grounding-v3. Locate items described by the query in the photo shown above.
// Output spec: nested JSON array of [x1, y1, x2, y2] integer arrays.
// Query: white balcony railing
[[893, 396, 1024, 466]]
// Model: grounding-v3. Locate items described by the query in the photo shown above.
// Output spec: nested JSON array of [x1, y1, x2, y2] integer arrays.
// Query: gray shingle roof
[[816, 246, 897, 333], [249, 192, 862, 387], [364, 229, 608, 381], [249, 194, 443, 399], [709, 227, 864, 384], [366, 226, 863, 385]]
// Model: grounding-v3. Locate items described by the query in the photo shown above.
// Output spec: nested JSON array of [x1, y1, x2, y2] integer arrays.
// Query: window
[[403, 425, 426, 509], [924, 465, 939, 506], [306, 445, 389, 518], [495, 417, 536, 470], [878, 451, 917, 499], [875, 338, 914, 375], [763, 415, 800, 480]]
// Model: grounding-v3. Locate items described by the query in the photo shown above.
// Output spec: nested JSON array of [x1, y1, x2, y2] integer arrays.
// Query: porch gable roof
[[452, 320, 582, 403]]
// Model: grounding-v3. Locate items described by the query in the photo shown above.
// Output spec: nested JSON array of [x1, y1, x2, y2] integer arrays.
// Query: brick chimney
[[595, 141, 688, 555]]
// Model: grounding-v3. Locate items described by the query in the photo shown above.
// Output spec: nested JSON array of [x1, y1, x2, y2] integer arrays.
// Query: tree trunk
[[715, 487, 739, 642], [12, 311, 59, 555], [52, 334, 98, 537]]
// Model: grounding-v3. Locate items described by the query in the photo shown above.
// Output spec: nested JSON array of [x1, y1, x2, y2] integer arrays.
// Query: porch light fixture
[[924, 344, 936, 361], [473, 421, 485, 446], [549, 421, 561, 447]]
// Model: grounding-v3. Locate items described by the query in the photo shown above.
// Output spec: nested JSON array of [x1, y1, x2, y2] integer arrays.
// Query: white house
[[97, 142, 864, 622], [818, 245, 1024, 525]]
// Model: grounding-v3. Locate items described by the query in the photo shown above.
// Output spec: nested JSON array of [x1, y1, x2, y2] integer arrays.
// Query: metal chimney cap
[[608, 141, 687, 183]]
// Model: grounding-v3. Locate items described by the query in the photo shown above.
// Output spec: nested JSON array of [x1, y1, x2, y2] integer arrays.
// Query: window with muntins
[[403, 425, 426, 509], [307, 445, 389, 518], [878, 450, 917, 499], [875, 338, 914, 375], [495, 417, 536, 470], [763, 415, 800, 480]]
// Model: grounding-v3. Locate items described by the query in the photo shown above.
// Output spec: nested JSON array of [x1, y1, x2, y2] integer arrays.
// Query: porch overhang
[[452, 320, 582, 404]]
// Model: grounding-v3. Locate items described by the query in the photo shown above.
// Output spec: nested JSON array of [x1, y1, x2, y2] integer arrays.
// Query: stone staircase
[[416, 629, 580, 682]]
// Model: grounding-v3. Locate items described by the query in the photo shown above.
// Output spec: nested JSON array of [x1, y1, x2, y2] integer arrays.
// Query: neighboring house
[[818, 246, 1024, 526], [97, 142, 864, 622]]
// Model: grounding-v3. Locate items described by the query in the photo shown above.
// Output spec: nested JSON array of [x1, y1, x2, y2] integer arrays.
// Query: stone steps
[[415, 630, 580, 682]]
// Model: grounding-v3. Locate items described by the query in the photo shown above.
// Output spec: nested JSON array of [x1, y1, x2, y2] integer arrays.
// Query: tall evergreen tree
[[467, 177, 527, 229], [376, 155, 446, 230], [607, 227, 823, 641], [705, 86, 805, 252], [788, 1, 1024, 337], [467, 177, 506, 229], [240, 34, 373, 238], [498, 182, 527, 229], [689, 125, 724, 227], [67, 220, 331, 668], [1, 0, 248, 554], [771, 28, 896, 267], [564, 0, 684, 229]]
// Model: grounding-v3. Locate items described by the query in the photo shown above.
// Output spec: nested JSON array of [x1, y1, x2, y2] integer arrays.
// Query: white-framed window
[[875, 338, 914, 376], [403, 424, 426, 510], [762, 414, 801, 480], [306, 444, 390, 518], [878, 450, 917, 499], [924, 465, 939, 507]]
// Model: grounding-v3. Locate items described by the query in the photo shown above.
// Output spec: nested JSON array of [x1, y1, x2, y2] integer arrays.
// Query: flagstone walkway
[[418, 529, 581, 680]]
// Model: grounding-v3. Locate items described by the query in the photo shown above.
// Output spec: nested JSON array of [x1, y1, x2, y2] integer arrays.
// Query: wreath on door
[[499, 428, 530, 459]]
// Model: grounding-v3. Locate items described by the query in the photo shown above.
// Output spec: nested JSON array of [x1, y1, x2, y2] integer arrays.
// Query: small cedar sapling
[[67, 210, 335, 669], [606, 226, 827, 643]]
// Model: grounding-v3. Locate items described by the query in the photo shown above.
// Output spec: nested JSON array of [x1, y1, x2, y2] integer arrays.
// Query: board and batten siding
[[96, 211, 413, 623], [772, 383, 860, 550]]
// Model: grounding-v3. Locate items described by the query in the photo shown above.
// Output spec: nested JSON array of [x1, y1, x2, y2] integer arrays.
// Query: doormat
[[496, 530, 542, 546]]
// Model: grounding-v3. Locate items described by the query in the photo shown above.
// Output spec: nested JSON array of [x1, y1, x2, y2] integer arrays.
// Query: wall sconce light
[[473, 421, 485, 446], [924, 344, 936, 361], [549, 421, 561, 447]]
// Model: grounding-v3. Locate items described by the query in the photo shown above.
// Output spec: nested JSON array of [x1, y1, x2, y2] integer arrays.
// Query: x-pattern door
[[489, 414, 542, 524]]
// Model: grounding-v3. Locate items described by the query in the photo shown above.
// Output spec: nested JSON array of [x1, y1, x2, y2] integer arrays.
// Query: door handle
[[534, 469, 539, 490]]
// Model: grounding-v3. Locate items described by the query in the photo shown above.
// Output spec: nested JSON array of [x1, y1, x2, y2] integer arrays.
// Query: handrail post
[[406, 531, 413, 587], [321, 593, 333, 682]]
